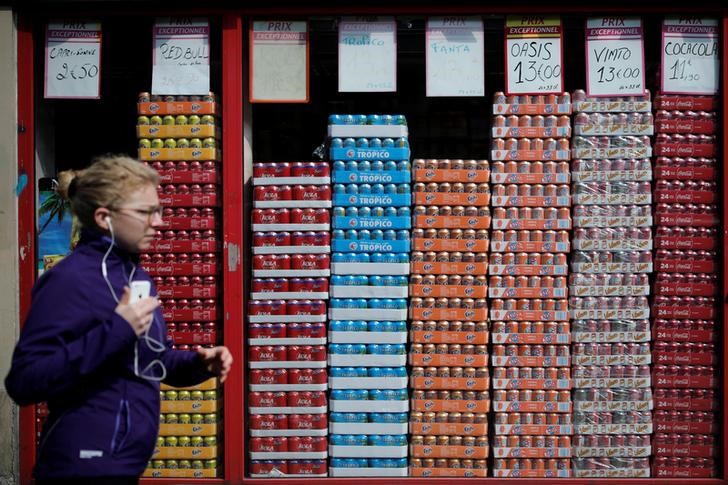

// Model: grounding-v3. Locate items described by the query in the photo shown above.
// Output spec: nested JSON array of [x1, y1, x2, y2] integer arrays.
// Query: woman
[[5, 155, 232, 484]]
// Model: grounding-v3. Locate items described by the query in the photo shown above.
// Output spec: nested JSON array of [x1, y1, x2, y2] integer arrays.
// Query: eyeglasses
[[113, 206, 163, 222]]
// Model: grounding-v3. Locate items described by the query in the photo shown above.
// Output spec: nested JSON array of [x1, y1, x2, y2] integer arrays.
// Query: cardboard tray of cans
[[574, 424, 653, 435], [329, 423, 407, 435], [654, 283, 717, 296], [655, 259, 715, 273], [329, 147, 410, 162], [653, 444, 717, 458], [491, 149, 570, 161], [654, 190, 716, 204], [652, 306, 715, 319], [161, 400, 219, 414], [573, 446, 650, 458], [653, 467, 716, 478], [143, 469, 217, 478], [328, 309, 407, 321], [654, 166, 716, 181], [328, 331, 407, 344], [332, 170, 410, 184], [248, 315, 327, 323], [573, 100, 651, 112], [253, 177, 330, 186], [139, 147, 219, 161], [411, 308, 487, 321], [573, 400, 652, 412], [573, 124, 654, 136], [489, 287, 567, 298], [655, 236, 716, 250], [491, 356, 570, 367], [570, 286, 649, 297], [411, 399, 490, 413], [138, 100, 217, 115], [409, 467, 488, 477], [152, 446, 217, 460], [494, 425, 573, 435], [572, 330, 650, 343], [573, 469, 650, 478], [333, 193, 410, 207], [159, 424, 217, 436], [491, 310, 569, 321], [328, 355, 406, 367], [413, 215, 491, 229], [494, 447, 571, 458], [654, 397, 718, 411], [493, 103, 572, 115], [492, 401, 571, 413], [251, 292, 329, 301], [492, 219, 571, 230], [328, 445, 406, 458], [250, 452, 327, 460], [413, 192, 491, 206], [411, 262, 488, 275], [410, 377, 489, 391], [490, 241, 569, 253], [330, 468, 408, 477], [249, 407, 328, 415], [330, 262, 409, 275], [158, 194, 219, 207], [329, 286, 407, 298], [158, 285, 216, 299], [491, 196, 570, 207], [144, 263, 218, 276], [655, 143, 716, 157], [413, 238, 489, 252], [148, 240, 220, 253], [655, 95, 718, 111], [137, 124, 219, 139], [573, 215, 651, 228], [329, 400, 408, 413], [491, 333, 570, 345], [327, 124, 408, 138], [491, 172, 570, 184], [489, 264, 567, 276], [328, 377, 408, 390], [250, 429, 328, 438], [162, 309, 216, 322], [249, 361, 327, 370], [409, 354, 488, 367], [161, 216, 217, 230], [411, 284, 487, 298], [409, 422, 488, 436], [572, 147, 653, 159], [410, 445, 488, 459], [654, 213, 718, 227], [155, 169, 220, 185], [653, 375, 718, 389], [570, 309, 650, 320], [493, 470, 572, 478], [572, 194, 650, 205], [572, 355, 650, 366], [492, 379, 571, 390], [168, 329, 215, 345], [411, 330, 488, 345], [162, 379, 216, 391], [572, 170, 652, 182], [652, 329, 715, 343], [413, 168, 490, 183], [573, 377, 650, 388], [492, 126, 571, 138], [654, 421, 717, 434]]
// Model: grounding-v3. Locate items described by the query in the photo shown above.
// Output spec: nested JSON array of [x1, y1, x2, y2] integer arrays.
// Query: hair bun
[[56, 170, 79, 201]]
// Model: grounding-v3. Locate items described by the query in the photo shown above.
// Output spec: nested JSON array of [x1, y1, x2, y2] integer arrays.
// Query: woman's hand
[[197, 346, 233, 383], [114, 287, 160, 336]]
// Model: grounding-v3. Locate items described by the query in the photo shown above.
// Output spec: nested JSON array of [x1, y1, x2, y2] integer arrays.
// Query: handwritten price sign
[[586, 17, 645, 97], [338, 17, 397, 92], [505, 16, 563, 95], [152, 17, 210, 95], [426, 16, 484, 97], [661, 17, 719, 94], [45, 20, 101, 99]]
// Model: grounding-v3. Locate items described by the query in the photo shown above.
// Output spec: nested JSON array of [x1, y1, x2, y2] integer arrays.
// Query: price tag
[[505, 16, 563, 95], [338, 17, 397, 92], [152, 17, 210, 95], [44, 20, 101, 99], [661, 17, 719, 95], [250, 21, 309, 102], [426, 16, 484, 97], [586, 17, 645, 97]]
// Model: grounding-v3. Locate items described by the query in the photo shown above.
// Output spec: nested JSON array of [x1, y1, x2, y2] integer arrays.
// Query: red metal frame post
[[222, 10, 245, 485], [16, 12, 36, 485], [722, 13, 728, 482]]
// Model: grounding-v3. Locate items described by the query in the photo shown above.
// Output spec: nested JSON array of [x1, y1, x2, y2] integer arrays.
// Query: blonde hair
[[57, 154, 159, 229]]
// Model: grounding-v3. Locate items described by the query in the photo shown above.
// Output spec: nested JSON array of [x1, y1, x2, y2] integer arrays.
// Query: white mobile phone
[[129, 280, 151, 304]]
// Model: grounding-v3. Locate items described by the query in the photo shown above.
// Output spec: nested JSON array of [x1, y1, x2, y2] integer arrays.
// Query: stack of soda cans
[[408, 158, 491, 478], [247, 160, 332, 477], [136, 92, 222, 479], [570, 90, 654, 478], [488, 92, 573, 478], [327, 114, 411, 477], [651, 93, 720, 479]]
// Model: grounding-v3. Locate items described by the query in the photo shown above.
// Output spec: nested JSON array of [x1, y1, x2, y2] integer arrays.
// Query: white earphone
[[102, 213, 167, 382]]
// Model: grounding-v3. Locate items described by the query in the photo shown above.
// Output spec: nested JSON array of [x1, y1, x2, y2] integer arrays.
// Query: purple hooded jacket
[[5, 229, 213, 479]]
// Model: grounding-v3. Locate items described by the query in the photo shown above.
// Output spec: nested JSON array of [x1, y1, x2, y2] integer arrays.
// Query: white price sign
[[661, 17, 719, 95], [586, 17, 645, 97], [338, 17, 397, 92], [505, 16, 563, 95], [426, 16, 484, 97], [44, 20, 101, 99], [152, 17, 210, 95], [250, 21, 309, 102]]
